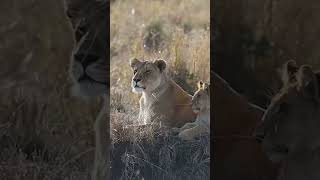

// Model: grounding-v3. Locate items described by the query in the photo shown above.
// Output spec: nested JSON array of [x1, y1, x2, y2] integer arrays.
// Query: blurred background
[[0, 0, 104, 179], [213, 0, 320, 108], [110, 0, 210, 115]]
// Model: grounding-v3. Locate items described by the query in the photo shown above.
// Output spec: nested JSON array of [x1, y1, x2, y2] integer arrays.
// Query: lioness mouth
[[78, 74, 107, 85], [134, 85, 145, 89]]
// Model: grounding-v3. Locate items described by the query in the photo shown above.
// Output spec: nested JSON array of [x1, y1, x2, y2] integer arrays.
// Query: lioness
[[255, 61, 320, 180], [130, 58, 196, 127], [178, 81, 210, 140]]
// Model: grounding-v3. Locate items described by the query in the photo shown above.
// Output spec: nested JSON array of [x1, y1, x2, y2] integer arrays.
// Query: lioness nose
[[255, 134, 265, 143], [133, 78, 141, 82]]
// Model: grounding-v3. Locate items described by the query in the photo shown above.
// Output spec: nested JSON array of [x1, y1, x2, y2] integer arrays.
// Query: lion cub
[[130, 58, 196, 128], [178, 81, 210, 140]]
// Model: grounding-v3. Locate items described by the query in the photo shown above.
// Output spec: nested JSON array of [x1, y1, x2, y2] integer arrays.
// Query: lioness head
[[192, 81, 210, 113], [129, 58, 167, 93], [255, 60, 320, 162]]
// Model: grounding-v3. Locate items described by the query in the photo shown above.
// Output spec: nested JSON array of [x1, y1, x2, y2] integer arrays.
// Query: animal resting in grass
[[130, 58, 197, 128], [178, 81, 210, 141]]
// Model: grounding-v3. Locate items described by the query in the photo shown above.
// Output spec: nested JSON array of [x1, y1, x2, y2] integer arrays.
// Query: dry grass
[[111, 0, 210, 110], [0, 82, 104, 179], [111, 110, 210, 180], [111, 0, 210, 179]]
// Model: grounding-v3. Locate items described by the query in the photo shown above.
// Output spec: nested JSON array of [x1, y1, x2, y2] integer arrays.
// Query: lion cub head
[[192, 81, 210, 113], [129, 58, 167, 93]]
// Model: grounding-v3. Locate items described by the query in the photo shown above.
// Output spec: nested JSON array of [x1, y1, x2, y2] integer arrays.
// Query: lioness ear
[[154, 59, 166, 72], [282, 60, 299, 85], [130, 58, 141, 69], [297, 65, 319, 101], [198, 81, 204, 89]]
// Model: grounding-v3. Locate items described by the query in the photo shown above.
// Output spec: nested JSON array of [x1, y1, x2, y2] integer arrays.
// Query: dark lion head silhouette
[[66, 0, 108, 96]]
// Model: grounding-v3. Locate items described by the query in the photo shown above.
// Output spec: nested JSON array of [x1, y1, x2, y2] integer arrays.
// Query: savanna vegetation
[[110, 0, 210, 179]]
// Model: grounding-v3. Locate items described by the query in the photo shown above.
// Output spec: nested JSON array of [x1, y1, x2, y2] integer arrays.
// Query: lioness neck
[[143, 73, 170, 96], [196, 109, 210, 128]]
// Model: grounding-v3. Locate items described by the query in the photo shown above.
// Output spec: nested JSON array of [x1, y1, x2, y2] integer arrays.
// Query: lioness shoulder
[[130, 58, 196, 127]]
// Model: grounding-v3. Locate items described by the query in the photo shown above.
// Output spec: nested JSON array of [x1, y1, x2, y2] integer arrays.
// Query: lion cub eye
[[145, 70, 151, 74], [133, 70, 137, 74]]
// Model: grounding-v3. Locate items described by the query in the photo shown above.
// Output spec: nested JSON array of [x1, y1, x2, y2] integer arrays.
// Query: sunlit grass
[[111, 0, 210, 112], [111, 0, 210, 179]]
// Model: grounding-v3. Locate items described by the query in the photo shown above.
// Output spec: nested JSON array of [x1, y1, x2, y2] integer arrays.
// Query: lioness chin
[[130, 58, 196, 128]]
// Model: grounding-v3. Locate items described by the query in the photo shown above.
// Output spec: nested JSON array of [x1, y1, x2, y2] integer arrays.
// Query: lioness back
[[168, 80, 196, 127]]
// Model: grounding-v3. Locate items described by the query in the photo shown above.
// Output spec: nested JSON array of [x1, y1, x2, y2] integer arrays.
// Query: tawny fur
[[178, 81, 210, 141], [130, 58, 197, 128]]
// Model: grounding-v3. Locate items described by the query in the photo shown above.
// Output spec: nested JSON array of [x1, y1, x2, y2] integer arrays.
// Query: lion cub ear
[[154, 59, 167, 72], [282, 60, 299, 85], [297, 65, 320, 101], [197, 81, 204, 89], [130, 58, 141, 69]]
